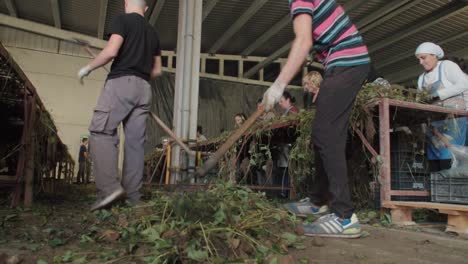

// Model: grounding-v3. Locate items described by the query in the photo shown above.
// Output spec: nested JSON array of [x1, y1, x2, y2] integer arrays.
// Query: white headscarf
[[415, 42, 444, 59]]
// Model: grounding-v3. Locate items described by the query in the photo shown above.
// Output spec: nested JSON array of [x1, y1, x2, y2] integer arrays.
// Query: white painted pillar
[[171, 0, 202, 183]]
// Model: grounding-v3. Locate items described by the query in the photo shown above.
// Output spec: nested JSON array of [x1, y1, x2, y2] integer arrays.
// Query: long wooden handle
[[195, 106, 266, 177], [149, 112, 196, 156]]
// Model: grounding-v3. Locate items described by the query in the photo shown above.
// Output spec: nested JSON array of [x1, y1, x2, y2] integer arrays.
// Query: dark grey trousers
[[310, 64, 370, 219], [89, 75, 151, 203]]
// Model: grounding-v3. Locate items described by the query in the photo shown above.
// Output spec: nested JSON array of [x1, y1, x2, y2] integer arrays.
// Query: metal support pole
[[171, 0, 202, 183], [171, 0, 186, 183]]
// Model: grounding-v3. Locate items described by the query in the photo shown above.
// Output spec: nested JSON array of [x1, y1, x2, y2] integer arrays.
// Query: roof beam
[[369, 2, 468, 53], [243, 42, 292, 79], [202, 0, 219, 21], [377, 30, 468, 70], [50, 0, 61, 29], [4, 0, 17, 17], [241, 14, 290, 56], [357, 0, 417, 33], [0, 13, 108, 49], [208, 0, 269, 54], [97, 0, 108, 39], [149, 0, 166, 26]]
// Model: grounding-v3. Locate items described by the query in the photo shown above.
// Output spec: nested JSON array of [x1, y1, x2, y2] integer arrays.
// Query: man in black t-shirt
[[77, 137, 89, 184], [78, 0, 162, 211]]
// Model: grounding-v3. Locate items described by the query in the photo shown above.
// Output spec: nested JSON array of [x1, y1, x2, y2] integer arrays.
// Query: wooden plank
[[446, 213, 468, 234], [388, 99, 468, 116], [390, 208, 415, 226], [389, 190, 430, 197], [0, 175, 16, 181], [439, 210, 461, 216], [383, 201, 468, 212], [379, 98, 392, 204]]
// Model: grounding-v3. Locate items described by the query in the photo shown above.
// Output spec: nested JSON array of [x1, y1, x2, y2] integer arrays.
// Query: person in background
[[302, 71, 323, 104], [77, 138, 89, 184], [77, 0, 162, 211], [416, 42, 468, 110], [278, 91, 299, 116], [234, 113, 247, 128], [262, 0, 370, 238], [416, 42, 468, 171], [197, 125, 207, 141], [85, 142, 92, 183]]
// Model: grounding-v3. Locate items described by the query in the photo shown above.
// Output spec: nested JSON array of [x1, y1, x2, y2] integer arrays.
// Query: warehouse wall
[[1, 26, 107, 165]]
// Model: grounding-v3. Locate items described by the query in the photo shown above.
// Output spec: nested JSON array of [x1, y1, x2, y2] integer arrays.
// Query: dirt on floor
[[1, 185, 467, 264]]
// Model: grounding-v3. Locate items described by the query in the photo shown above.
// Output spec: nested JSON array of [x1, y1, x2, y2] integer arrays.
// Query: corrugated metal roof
[[0, 0, 467, 84], [0, 1, 7, 14], [221, 1, 290, 55], [153, 0, 179, 51], [60, 0, 99, 36], [13, 0, 54, 26]]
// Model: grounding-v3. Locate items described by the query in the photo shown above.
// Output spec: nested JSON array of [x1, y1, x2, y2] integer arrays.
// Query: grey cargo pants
[[89, 75, 151, 204]]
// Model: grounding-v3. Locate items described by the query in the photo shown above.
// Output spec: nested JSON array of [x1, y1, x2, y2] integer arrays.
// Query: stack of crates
[[390, 130, 430, 202], [431, 171, 468, 204]]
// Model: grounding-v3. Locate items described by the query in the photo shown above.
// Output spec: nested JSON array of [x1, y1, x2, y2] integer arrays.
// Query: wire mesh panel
[[390, 130, 431, 202]]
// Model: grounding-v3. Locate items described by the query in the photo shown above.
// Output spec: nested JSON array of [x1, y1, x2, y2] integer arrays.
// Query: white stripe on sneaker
[[320, 223, 331, 234], [330, 222, 341, 233], [330, 220, 343, 232]]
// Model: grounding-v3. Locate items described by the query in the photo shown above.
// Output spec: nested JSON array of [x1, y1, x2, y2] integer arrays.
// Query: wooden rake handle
[[195, 105, 265, 177], [149, 112, 196, 156]]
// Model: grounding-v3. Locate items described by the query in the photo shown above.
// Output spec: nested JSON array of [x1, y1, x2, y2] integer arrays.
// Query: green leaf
[[49, 238, 66, 248], [37, 260, 48, 264], [367, 211, 378, 220], [273, 213, 281, 221], [383, 213, 392, 225], [299, 258, 308, 264], [4, 214, 17, 222], [271, 243, 282, 253], [79, 234, 94, 243], [268, 257, 278, 264], [257, 245, 270, 255], [214, 208, 226, 225], [187, 249, 208, 261], [294, 243, 306, 250], [42, 228, 54, 234], [141, 227, 160, 242], [154, 239, 172, 250], [281, 232, 297, 245], [62, 250, 74, 262], [30, 244, 41, 252], [72, 257, 87, 264], [361, 231, 370, 238]]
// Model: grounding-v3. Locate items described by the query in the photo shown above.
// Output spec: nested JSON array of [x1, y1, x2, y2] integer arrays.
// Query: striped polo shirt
[[289, 0, 370, 69]]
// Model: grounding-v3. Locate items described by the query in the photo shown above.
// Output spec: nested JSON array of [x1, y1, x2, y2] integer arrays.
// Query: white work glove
[[262, 79, 287, 111], [77, 65, 92, 84]]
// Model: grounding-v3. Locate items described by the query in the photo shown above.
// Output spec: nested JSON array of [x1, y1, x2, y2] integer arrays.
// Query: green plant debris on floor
[[1, 184, 306, 263]]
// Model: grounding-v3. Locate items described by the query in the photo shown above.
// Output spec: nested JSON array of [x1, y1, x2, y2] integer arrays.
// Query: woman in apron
[[415, 42, 468, 171]]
